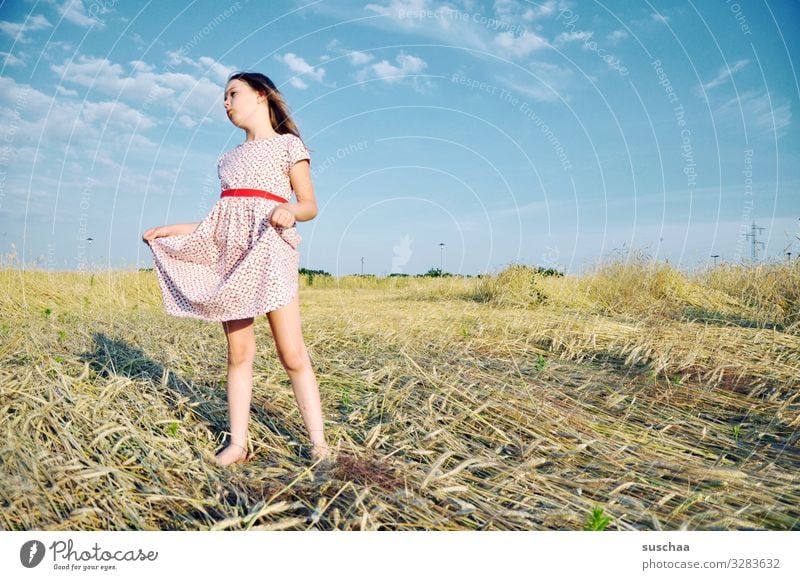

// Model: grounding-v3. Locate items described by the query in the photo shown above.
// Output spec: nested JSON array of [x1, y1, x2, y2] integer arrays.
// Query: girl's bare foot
[[310, 442, 331, 462], [214, 442, 248, 467]]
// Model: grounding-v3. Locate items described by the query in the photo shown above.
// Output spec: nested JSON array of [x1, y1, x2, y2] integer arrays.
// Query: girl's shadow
[[78, 332, 298, 454]]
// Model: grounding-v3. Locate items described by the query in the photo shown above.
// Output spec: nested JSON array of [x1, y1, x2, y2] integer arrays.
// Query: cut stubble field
[[1, 257, 798, 531]]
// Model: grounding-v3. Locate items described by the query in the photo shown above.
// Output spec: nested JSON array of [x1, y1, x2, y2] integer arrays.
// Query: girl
[[142, 71, 329, 468]]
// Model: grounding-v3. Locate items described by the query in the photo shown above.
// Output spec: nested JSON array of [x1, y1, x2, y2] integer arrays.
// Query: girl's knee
[[227, 346, 256, 367], [279, 347, 309, 372]]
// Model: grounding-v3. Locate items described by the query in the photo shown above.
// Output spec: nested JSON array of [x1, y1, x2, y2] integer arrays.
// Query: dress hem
[[161, 286, 298, 322]]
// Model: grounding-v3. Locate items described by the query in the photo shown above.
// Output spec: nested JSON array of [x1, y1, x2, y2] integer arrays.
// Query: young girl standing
[[142, 72, 329, 467]]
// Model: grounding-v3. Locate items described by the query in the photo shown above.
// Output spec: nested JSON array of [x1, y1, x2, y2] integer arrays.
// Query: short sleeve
[[287, 135, 310, 169]]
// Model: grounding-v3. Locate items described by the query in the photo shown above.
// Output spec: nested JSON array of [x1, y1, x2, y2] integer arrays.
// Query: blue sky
[[1, 0, 798, 276]]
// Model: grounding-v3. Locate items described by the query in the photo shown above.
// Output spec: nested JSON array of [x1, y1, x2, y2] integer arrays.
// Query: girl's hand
[[142, 225, 173, 243], [269, 203, 296, 228]]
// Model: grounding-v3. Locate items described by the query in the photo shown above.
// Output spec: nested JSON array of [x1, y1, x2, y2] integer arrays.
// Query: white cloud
[[651, 12, 669, 24], [361, 0, 489, 55], [493, 30, 547, 58], [50, 53, 229, 122], [0, 13, 52, 43], [178, 115, 197, 129], [493, 60, 575, 103], [193, 56, 232, 84], [700, 58, 750, 92], [606, 29, 628, 45], [164, 51, 234, 84], [715, 89, 792, 140], [358, 51, 426, 82], [55, 85, 78, 97], [58, 0, 106, 29], [553, 30, 593, 46], [322, 39, 374, 66], [364, 0, 431, 29], [130, 60, 154, 73], [1, 51, 25, 66], [82, 100, 156, 131], [353, 51, 433, 92], [0, 76, 158, 170], [522, 0, 558, 21], [277, 52, 326, 88], [347, 50, 374, 66]]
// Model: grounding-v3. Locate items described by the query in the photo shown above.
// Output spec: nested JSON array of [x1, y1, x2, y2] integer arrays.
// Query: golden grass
[[1, 256, 798, 530]]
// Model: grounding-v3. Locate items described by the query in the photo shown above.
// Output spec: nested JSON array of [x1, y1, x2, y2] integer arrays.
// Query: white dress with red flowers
[[148, 133, 310, 322]]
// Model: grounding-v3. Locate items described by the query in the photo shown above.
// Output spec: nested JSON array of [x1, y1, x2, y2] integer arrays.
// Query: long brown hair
[[227, 71, 306, 142]]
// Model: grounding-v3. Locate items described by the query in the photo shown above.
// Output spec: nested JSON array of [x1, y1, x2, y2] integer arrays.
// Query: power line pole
[[741, 220, 765, 263]]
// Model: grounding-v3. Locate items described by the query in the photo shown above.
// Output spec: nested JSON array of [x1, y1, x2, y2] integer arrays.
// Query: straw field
[[1, 254, 798, 531]]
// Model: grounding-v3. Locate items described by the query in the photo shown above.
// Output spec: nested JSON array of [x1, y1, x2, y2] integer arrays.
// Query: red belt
[[220, 188, 288, 204]]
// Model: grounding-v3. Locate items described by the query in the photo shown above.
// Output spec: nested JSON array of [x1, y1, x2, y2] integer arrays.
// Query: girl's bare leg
[[266, 293, 329, 460], [216, 317, 256, 466]]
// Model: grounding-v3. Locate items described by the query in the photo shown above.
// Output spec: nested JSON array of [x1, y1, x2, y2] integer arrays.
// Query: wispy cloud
[[361, 0, 551, 61], [0, 51, 26, 66], [50, 53, 231, 124], [277, 52, 327, 89], [553, 30, 593, 47], [606, 29, 628, 45], [0, 13, 51, 43], [493, 60, 576, 103], [57, 0, 108, 29], [715, 89, 792, 139], [353, 50, 434, 92], [493, 30, 548, 58], [699, 58, 750, 92], [651, 12, 669, 24]]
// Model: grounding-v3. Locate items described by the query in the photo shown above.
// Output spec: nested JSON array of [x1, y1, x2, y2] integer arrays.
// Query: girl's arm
[[288, 159, 317, 222], [142, 222, 200, 243], [169, 222, 201, 235]]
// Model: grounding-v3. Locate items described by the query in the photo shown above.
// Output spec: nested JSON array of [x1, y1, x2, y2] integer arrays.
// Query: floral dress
[[147, 133, 311, 321]]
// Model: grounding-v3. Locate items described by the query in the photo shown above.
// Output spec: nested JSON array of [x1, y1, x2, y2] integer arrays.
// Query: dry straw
[[1, 254, 797, 530]]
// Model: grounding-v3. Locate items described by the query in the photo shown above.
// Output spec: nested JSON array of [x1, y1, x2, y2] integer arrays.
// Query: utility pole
[[741, 220, 765, 263], [439, 242, 445, 272], [711, 254, 720, 268], [360, 256, 364, 275]]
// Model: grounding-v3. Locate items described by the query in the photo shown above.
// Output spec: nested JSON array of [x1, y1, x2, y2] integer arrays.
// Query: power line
[[741, 220, 765, 263]]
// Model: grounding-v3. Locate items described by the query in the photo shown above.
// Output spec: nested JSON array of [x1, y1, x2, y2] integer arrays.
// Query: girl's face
[[224, 79, 263, 127]]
